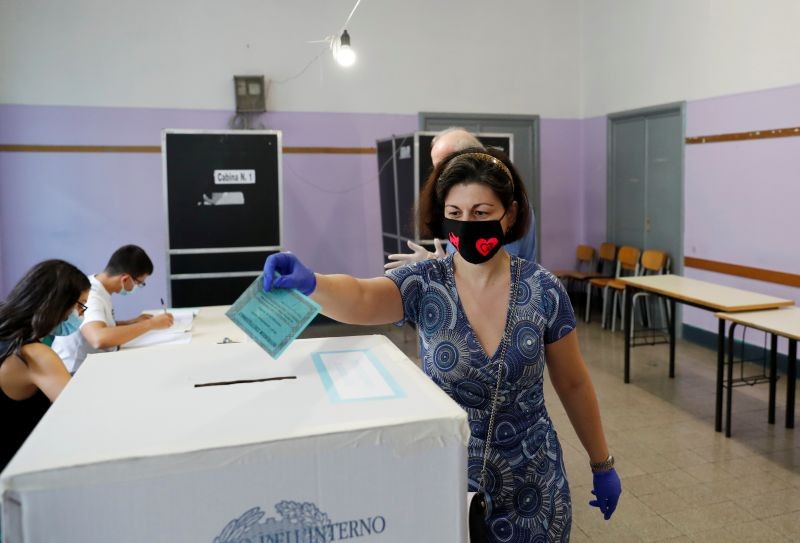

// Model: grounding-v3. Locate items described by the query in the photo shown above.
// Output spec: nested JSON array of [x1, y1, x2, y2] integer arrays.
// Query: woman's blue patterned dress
[[387, 254, 576, 542]]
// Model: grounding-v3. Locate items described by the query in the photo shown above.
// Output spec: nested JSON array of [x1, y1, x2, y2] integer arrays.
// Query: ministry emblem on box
[[215, 501, 387, 542]]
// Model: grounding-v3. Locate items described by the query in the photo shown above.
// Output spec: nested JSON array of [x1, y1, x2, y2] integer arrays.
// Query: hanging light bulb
[[335, 29, 356, 67]]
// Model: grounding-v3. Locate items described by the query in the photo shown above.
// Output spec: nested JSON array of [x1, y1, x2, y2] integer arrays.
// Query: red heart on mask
[[449, 232, 460, 251], [475, 238, 498, 256]]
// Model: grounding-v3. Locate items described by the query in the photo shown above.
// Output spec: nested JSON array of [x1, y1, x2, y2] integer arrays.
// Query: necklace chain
[[478, 258, 520, 491]]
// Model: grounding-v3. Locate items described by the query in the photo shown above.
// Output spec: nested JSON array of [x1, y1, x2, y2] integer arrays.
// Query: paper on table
[[167, 308, 201, 318], [143, 309, 195, 333], [165, 312, 193, 333], [122, 331, 192, 349], [225, 274, 320, 359]]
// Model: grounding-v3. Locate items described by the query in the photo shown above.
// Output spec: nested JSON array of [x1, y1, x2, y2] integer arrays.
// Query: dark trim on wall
[[686, 126, 800, 144], [0, 144, 377, 155], [683, 324, 796, 378], [0, 144, 161, 153], [685, 257, 800, 288], [283, 146, 376, 154]]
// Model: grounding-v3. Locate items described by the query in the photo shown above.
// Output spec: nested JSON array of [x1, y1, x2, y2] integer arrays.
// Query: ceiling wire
[[272, 0, 363, 86]]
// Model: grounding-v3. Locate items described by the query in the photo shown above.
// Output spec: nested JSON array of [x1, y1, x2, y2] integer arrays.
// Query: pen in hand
[[160, 297, 167, 314]]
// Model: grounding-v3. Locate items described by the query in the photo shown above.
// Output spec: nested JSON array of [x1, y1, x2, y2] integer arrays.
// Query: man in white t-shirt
[[53, 245, 173, 373]]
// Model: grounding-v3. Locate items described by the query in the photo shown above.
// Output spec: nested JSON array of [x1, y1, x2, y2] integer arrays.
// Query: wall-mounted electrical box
[[233, 75, 267, 113]]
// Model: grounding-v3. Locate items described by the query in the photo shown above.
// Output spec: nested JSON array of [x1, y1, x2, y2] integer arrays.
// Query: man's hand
[[384, 239, 445, 271], [131, 314, 153, 323], [148, 313, 174, 330]]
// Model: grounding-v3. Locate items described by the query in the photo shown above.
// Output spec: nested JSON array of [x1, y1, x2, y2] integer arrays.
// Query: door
[[609, 118, 647, 250], [608, 104, 684, 330], [419, 113, 540, 261], [608, 104, 684, 273]]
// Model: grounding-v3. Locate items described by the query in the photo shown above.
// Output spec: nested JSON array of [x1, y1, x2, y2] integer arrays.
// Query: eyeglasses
[[76, 300, 89, 312], [130, 276, 147, 288]]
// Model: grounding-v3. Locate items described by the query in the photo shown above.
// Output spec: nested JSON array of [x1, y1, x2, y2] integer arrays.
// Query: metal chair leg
[[611, 290, 618, 332], [585, 283, 592, 323], [601, 286, 609, 329]]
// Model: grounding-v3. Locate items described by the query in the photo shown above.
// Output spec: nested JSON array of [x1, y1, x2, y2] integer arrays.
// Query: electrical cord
[[272, 0, 363, 86]]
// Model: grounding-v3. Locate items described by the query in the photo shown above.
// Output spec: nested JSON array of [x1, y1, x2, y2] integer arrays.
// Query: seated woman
[[0, 259, 90, 470], [262, 148, 621, 541]]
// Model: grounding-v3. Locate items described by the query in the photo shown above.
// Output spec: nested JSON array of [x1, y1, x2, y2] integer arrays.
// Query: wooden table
[[619, 275, 794, 432], [715, 307, 799, 436]]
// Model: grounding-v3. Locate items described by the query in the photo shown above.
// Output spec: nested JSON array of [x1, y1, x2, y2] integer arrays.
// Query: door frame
[[606, 102, 686, 275], [418, 112, 541, 262]]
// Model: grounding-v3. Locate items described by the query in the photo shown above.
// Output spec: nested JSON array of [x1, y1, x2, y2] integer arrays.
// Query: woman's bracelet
[[590, 455, 615, 473]]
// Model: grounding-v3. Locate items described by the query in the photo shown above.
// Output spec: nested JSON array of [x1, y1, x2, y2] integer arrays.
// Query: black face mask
[[442, 217, 506, 264]]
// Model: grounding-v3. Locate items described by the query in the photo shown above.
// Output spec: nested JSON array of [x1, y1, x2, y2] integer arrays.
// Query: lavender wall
[[0, 105, 584, 317], [574, 87, 800, 357], [683, 85, 800, 349], [539, 118, 583, 270], [5, 90, 796, 331], [0, 105, 417, 316], [580, 116, 607, 250]]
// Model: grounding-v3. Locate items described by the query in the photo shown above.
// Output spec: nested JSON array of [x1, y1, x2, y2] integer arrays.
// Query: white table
[[715, 307, 800, 435], [618, 275, 794, 433]]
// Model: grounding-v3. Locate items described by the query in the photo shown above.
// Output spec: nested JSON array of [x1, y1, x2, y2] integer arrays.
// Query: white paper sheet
[[143, 308, 196, 333], [166, 312, 194, 333], [122, 331, 192, 349]]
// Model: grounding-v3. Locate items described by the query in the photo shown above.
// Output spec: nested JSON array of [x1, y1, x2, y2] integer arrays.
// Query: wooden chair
[[613, 249, 671, 335], [554, 245, 595, 289], [578, 243, 617, 322], [587, 246, 640, 329]]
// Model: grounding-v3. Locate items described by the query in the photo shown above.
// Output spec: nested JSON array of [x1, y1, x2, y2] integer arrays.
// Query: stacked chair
[[586, 246, 641, 328], [555, 243, 617, 320], [608, 249, 670, 333]]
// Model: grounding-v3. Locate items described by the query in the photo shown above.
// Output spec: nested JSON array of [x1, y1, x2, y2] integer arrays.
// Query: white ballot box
[[1, 335, 468, 542]]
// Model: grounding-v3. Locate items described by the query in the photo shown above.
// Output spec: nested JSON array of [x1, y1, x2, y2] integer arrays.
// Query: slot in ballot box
[[1, 335, 468, 542]]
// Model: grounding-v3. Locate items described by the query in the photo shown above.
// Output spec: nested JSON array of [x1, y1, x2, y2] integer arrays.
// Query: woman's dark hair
[[418, 147, 531, 241], [0, 259, 90, 363], [104, 244, 153, 278]]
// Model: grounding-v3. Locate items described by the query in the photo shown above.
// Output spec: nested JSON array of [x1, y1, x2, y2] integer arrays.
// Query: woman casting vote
[[0, 259, 90, 470], [262, 148, 621, 541]]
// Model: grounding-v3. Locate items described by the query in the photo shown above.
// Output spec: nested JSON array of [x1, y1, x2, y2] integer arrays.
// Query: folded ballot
[[226, 273, 320, 358]]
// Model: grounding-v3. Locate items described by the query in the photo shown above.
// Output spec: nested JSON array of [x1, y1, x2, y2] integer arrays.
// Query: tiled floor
[[300, 318, 800, 542]]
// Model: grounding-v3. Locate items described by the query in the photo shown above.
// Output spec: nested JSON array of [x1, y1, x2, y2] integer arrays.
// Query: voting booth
[[162, 130, 283, 308], [1, 335, 468, 542], [376, 131, 513, 259]]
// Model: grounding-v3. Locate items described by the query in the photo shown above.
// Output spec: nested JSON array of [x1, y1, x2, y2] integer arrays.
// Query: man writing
[[53, 245, 174, 373]]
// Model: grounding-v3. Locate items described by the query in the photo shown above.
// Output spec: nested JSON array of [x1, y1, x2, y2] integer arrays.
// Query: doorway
[[607, 103, 685, 328]]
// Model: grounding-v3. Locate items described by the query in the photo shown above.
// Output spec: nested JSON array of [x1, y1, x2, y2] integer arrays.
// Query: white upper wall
[[6, 1, 800, 119], [581, 0, 800, 117], [0, 0, 582, 117]]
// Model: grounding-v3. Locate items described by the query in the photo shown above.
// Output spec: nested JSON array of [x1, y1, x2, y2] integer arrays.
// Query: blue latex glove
[[589, 468, 621, 520], [262, 252, 316, 295]]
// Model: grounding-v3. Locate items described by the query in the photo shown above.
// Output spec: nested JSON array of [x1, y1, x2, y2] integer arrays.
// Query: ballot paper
[[122, 309, 198, 349], [226, 274, 320, 359], [122, 331, 192, 349]]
